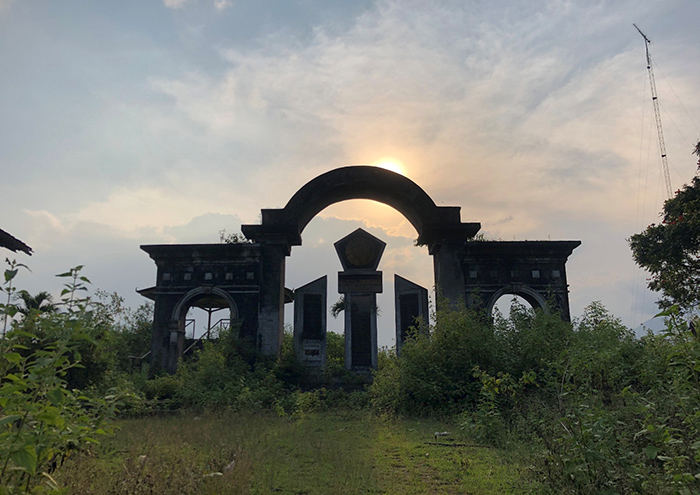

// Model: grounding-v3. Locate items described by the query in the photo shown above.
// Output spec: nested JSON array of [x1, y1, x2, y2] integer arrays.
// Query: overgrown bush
[[369, 299, 569, 417], [12, 256, 700, 493], [493, 299, 574, 378], [0, 262, 118, 493], [369, 297, 700, 493], [7, 268, 151, 393], [374, 303, 500, 416], [0, 330, 117, 494], [531, 305, 700, 494]]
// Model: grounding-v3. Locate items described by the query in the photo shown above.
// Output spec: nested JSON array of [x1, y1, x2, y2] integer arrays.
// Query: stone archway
[[141, 166, 580, 371], [242, 166, 482, 355], [139, 242, 262, 374], [461, 240, 581, 322], [166, 287, 241, 372]]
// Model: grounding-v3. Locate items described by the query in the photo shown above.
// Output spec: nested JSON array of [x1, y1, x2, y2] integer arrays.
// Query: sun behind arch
[[372, 157, 406, 176]]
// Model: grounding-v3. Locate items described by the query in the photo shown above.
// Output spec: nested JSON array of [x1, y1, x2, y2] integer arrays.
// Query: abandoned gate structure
[[140, 166, 579, 373]]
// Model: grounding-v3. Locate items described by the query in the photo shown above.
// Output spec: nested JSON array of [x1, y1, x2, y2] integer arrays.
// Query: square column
[[343, 293, 378, 370]]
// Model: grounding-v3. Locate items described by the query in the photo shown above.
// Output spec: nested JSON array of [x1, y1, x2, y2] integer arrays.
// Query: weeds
[[55, 411, 531, 494], [5, 257, 700, 493], [0, 262, 117, 494]]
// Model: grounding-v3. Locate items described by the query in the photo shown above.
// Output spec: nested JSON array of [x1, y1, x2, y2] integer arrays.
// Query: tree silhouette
[[14, 290, 57, 317], [629, 141, 700, 311]]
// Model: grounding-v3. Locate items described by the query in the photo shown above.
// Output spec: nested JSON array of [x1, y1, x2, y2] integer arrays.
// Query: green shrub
[[323, 331, 345, 376], [0, 262, 123, 492], [101, 296, 153, 376], [142, 375, 180, 400], [369, 301, 566, 417], [174, 341, 248, 409], [7, 268, 143, 393], [530, 305, 700, 494], [564, 302, 642, 400], [390, 303, 501, 415], [494, 298, 574, 378], [0, 329, 116, 493]]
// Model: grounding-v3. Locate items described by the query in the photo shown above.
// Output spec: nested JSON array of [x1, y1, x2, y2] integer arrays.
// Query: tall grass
[[56, 411, 531, 494]]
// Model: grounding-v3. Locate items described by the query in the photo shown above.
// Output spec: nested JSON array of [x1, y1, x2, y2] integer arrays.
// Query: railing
[[128, 319, 232, 366], [128, 350, 151, 371], [183, 319, 230, 356], [185, 318, 195, 339], [210, 318, 230, 334]]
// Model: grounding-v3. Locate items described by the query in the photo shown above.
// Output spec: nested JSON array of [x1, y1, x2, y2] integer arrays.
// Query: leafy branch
[[56, 266, 91, 314], [1, 259, 30, 338]]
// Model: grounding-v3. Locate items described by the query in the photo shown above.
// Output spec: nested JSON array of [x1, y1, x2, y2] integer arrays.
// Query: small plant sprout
[[56, 265, 91, 313], [1, 258, 30, 338]]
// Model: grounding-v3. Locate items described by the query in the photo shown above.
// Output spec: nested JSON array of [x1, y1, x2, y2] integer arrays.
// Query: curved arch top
[[285, 166, 440, 234], [242, 166, 480, 246], [172, 286, 240, 322], [486, 285, 549, 317]]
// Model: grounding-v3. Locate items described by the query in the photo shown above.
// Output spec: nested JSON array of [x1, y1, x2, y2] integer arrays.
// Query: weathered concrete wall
[[429, 240, 468, 308], [461, 241, 581, 321], [293, 276, 327, 368], [140, 243, 263, 373], [255, 241, 288, 355], [394, 275, 429, 355]]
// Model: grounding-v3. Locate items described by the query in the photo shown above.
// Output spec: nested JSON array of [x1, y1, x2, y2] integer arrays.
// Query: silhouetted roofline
[[0, 229, 32, 255]]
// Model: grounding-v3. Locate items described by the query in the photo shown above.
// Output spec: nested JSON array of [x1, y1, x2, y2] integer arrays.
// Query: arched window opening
[[184, 297, 231, 341], [492, 294, 535, 321], [172, 288, 240, 357]]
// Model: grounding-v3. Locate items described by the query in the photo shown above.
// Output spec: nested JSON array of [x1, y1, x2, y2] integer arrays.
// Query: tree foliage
[[629, 142, 700, 310], [14, 291, 56, 317], [218, 229, 253, 244]]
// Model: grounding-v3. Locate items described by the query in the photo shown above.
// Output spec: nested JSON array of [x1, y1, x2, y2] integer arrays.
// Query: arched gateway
[[140, 166, 579, 372]]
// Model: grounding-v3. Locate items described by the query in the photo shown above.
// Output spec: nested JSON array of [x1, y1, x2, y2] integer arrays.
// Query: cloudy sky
[[2, 0, 699, 345]]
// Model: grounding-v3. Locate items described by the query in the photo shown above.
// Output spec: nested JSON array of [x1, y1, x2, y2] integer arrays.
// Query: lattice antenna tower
[[634, 23, 673, 199]]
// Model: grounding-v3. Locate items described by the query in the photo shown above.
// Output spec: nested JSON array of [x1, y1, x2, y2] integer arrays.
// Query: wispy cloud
[[148, 0, 698, 238], [163, 0, 190, 9], [214, 0, 231, 11], [163, 0, 232, 11]]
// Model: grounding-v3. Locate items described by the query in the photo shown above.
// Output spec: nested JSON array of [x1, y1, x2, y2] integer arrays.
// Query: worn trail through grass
[[57, 411, 534, 494]]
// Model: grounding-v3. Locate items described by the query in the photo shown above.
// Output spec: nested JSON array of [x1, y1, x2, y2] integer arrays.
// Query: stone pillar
[[553, 276, 574, 322], [166, 319, 184, 374], [150, 294, 180, 374], [258, 242, 288, 355], [343, 293, 378, 369], [334, 228, 386, 371], [429, 240, 466, 309], [229, 317, 244, 337]]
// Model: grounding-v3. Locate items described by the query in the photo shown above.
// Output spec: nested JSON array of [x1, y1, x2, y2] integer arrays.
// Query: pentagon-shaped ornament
[[334, 228, 386, 271]]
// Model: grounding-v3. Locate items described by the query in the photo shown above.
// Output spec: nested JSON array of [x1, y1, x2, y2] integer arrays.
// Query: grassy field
[[55, 410, 536, 494]]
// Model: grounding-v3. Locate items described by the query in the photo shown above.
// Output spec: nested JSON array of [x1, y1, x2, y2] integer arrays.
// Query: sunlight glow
[[373, 158, 406, 176]]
